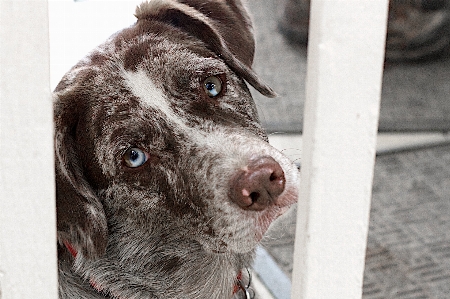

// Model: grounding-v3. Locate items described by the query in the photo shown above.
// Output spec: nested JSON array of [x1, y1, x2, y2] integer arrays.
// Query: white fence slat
[[291, 0, 389, 298], [0, 0, 58, 298]]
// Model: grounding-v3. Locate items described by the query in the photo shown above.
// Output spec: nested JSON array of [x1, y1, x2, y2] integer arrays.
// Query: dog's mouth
[[200, 181, 298, 255], [253, 195, 297, 242]]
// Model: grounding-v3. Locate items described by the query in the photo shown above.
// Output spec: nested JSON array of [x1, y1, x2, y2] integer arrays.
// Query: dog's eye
[[123, 148, 148, 168], [203, 76, 222, 97]]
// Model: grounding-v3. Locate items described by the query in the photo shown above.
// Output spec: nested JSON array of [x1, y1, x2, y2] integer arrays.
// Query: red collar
[[63, 241, 253, 298]]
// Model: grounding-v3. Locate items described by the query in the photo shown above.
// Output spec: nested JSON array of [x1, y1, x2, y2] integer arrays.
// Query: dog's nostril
[[230, 157, 286, 211], [270, 173, 277, 181], [250, 192, 260, 203], [270, 170, 284, 182]]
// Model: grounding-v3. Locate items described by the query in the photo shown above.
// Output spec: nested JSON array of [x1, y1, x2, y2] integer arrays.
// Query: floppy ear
[[54, 92, 108, 260], [135, 0, 277, 97]]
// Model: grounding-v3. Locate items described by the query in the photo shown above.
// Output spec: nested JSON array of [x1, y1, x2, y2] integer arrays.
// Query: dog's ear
[[135, 0, 277, 97], [54, 91, 108, 260]]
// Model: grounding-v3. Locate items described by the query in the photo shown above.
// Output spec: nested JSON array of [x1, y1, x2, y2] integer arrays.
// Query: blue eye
[[203, 76, 222, 97], [123, 148, 148, 168]]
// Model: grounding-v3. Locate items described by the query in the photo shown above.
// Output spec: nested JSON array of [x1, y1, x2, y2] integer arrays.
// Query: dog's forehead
[[68, 31, 230, 114], [100, 32, 234, 104]]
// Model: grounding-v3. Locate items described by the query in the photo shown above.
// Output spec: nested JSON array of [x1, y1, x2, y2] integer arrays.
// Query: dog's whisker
[[266, 131, 289, 137], [280, 147, 302, 152]]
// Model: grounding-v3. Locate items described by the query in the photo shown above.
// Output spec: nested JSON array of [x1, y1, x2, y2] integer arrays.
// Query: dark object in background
[[279, 0, 450, 61]]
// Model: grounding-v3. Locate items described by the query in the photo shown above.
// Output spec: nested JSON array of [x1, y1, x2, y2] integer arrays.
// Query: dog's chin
[[198, 238, 254, 255], [198, 235, 258, 255], [254, 204, 294, 240]]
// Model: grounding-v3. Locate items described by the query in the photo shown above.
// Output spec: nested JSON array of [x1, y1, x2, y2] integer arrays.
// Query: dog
[[54, 0, 299, 298]]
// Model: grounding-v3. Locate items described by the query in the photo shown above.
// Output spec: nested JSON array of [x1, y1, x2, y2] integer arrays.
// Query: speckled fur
[[54, 1, 299, 298]]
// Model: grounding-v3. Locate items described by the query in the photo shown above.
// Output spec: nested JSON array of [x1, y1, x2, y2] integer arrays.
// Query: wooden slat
[[291, 0, 389, 298], [0, 0, 58, 298]]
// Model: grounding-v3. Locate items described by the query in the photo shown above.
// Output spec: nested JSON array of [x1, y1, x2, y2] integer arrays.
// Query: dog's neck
[[61, 241, 254, 299]]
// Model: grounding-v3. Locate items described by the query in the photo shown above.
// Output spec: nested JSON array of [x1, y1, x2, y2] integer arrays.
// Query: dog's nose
[[230, 157, 286, 211]]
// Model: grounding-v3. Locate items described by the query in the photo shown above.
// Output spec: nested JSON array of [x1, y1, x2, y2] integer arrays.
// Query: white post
[[291, 0, 388, 298], [0, 0, 58, 298]]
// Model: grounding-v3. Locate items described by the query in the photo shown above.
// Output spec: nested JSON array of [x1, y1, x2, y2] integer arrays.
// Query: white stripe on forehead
[[122, 69, 189, 131], [122, 69, 172, 115]]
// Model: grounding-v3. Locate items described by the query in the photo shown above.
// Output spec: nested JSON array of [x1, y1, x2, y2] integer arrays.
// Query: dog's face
[[55, 0, 298, 298]]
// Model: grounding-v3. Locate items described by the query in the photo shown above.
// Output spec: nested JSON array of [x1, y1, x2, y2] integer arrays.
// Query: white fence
[[0, 0, 58, 298], [0, 0, 388, 298], [291, 0, 388, 298]]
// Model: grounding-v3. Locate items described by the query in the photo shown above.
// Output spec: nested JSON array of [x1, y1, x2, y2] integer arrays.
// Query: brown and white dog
[[54, 0, 299, 298]]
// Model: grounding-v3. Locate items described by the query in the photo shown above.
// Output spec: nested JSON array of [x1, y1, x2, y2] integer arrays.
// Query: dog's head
[[55, 0, 298, 296]]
